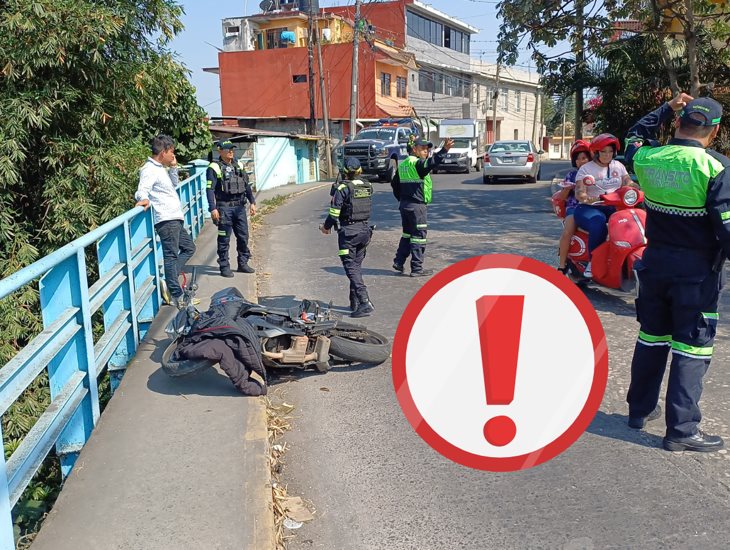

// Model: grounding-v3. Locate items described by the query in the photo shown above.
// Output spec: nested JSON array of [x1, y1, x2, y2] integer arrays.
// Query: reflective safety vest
[[397, 156, 432, 204], [633, 145, 724, 217], [208, 159, 248, 196]]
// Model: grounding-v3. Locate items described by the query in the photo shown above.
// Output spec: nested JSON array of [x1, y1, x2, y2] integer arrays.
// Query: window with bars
[[501, 88, 509, 110], [515, 90, 521, 112], [396, 76, 407, 98], [266, 27, 288, 49], [381, 72, 392, 96]]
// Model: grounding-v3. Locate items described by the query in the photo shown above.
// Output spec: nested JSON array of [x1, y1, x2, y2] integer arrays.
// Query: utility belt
[[216, 197, 246, 208]]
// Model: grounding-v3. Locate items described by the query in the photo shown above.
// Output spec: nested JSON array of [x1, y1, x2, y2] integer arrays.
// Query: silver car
[[482, 140, 543, 184]]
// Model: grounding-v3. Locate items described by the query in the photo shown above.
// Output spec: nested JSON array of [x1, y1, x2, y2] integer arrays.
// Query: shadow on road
[[586, 410, 663, 449], [147, 365, 242, 397], [267, 362, 385, 386]]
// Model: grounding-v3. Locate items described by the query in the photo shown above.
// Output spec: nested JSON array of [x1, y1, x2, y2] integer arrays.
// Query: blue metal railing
[[0, 159, 209, 546]]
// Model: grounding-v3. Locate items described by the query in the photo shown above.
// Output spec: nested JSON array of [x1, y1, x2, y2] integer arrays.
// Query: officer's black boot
[[349, 289, 359, 312], [238, 262, 255, 274], [220, 266, 234, 278], [351, 290, 374, 318]]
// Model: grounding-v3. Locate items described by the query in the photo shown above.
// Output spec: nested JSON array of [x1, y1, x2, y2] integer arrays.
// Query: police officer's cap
[[343, 157, 361, 172], [680, 98, 723, 127], [217, 140, 237, 150], [412, 137, 433, 148]]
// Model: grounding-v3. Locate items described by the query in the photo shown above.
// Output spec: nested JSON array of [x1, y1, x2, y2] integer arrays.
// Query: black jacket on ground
[[173, 298, 267, 396]]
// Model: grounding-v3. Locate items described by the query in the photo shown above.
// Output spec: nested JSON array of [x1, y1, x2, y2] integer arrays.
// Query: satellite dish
[[260, 0, 275, 12]]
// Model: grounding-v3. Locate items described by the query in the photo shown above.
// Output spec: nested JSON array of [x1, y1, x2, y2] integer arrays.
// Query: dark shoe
[[351, 300, 374, 318], [164, 295, 182, 309], [220, 267, 234, 278], [238, 263, 255, 274], [663, 430, 724, 452], [392, 262, 404, 273], [349, 290, 359, 312], [628, 404, 662, 430], [410, 269, 433, 277]]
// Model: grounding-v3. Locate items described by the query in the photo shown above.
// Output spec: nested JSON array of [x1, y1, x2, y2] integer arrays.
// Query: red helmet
[[589, 133, 620, 155], [569, 139, 592, 167]]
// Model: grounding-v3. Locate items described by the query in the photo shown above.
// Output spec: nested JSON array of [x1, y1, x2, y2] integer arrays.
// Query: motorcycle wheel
[[161, 339, 215, 377], [329, 322, 391, 365]]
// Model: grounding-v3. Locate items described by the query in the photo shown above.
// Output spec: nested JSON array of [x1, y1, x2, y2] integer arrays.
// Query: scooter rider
[[207, 140, 257, 278], [320, 157, 375, 318], [557, 140, 592, 275], [625, 93, 730, 452], [392, 136, 454, 276], [574, 134, 635, 278]]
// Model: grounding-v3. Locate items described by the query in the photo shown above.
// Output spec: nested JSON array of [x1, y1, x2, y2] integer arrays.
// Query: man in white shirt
[[135, 135, 196, 307]]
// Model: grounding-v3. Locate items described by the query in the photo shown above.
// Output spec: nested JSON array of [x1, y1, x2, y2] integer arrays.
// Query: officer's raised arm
[[625, 92, 693, 164]]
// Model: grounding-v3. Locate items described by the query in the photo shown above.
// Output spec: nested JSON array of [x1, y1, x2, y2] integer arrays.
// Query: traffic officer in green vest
[[625, 93, 730, 452], [320, 157, 375, 318], [207, 140, 257, 277], [391, 136, 453, 276]]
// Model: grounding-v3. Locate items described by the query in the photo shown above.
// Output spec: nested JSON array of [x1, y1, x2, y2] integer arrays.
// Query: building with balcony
[[207, 1, 417, 140]]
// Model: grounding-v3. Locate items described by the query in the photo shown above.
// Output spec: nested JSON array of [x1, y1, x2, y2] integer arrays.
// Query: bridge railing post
[[39, 251, 99, 477]]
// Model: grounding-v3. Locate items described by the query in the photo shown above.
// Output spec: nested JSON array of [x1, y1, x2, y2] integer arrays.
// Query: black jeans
[[155, 219, 196, 297]]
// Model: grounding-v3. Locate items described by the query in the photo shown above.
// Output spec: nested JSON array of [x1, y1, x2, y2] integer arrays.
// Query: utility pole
[[574, 0, 585, 140], [490, 64, 501, 144], [306, 1, 316, 135], [349, 0, 362, 140], [315, 12, 333, 177], [560, 97, 567, 160], [532, 89, 540, 145]]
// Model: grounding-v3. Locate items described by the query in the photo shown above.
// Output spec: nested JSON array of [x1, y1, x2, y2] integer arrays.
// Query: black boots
[[238, 263, 255, 273], [628, 405, 662, 429], [349, 289, 359, 312], [220, 266, 234, 278], [351, 290, 374, 318], [664, 431, 724, 452]]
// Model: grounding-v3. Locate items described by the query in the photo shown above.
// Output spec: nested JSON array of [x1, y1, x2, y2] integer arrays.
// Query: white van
[[432, 119, 481, 174]]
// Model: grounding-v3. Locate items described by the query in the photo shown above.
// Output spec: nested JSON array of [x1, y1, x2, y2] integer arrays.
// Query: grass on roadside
[[251, 194, 289, 229]]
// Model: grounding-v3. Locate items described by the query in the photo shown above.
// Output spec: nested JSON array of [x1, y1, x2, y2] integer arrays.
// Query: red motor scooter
[[552, 186, 647, 292]]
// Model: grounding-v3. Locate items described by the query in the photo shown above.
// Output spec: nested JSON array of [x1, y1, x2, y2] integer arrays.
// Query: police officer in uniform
[[207, 140, 257, 277], [320, 158, 375, 318], [391, 137, 453, 276], [625, 93, 730, 452]]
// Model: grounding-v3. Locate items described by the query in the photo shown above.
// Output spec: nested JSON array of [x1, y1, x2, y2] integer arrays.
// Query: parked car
[[482, 140, 543, 184]]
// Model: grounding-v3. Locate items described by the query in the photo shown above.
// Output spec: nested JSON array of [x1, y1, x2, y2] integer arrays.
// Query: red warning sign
[[392, 254, 608, 472]]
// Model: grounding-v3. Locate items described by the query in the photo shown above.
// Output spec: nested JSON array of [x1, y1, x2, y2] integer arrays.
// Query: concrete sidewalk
[[31, 181, 330, 550]]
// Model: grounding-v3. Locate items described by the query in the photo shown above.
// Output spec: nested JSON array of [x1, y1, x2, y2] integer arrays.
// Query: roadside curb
[[243, 183, 330, 550], [244, 395, 276, 550]]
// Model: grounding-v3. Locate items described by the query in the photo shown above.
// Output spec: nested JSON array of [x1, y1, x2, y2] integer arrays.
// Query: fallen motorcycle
[[162, 276, 390, 378]]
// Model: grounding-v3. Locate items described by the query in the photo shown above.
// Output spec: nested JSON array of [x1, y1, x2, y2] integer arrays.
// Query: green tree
[[0, 0, 212, 541]]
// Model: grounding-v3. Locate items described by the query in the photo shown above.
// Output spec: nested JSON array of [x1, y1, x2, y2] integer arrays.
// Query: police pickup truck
[[338, 118, 420, 182]]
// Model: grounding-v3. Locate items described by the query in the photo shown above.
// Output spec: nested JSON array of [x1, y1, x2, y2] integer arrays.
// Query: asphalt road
[[255, 169, 730, 550]]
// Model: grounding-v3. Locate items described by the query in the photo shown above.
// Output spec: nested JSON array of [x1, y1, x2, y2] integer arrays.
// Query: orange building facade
[[216, 1, 417, 137]]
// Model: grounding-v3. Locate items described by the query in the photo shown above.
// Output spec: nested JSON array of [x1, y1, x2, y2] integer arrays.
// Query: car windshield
[[490, 141, 531, 153], [355, 128, 396, 141], [446, 138, 472, 148]]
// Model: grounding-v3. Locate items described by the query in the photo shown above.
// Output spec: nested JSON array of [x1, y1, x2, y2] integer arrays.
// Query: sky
[[169, 0, 534, 117]]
